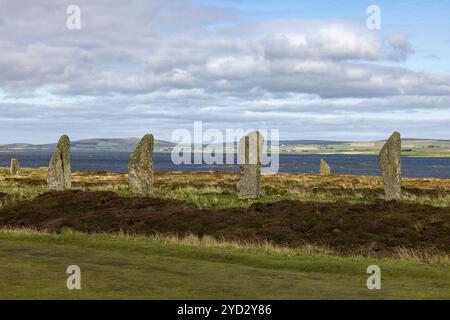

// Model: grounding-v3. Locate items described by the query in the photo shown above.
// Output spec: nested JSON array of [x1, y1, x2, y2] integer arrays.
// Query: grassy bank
[[1, 168, 449, 299], [0, 229, 449, 299], [1, 190, 449, 257], [2, 167, 450, 209], [1, 168, 449, 257]]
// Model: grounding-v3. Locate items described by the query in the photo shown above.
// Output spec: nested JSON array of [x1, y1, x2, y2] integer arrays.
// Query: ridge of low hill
[[0, 138, 449, 156], [0, 138, 174, 152]]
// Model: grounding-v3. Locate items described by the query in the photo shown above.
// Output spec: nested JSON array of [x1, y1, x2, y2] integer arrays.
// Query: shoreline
[[1, 149, 450, 158]]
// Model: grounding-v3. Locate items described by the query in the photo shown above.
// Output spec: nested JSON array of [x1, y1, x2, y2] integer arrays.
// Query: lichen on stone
[[128, 133, 154, 195]]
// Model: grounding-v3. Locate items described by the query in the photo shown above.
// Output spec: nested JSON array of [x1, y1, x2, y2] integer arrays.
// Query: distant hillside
[[278, 138, 450, 157], [279, 140, 349, 146], [0, 138, 175, 152], [1, 138, 449, 157]]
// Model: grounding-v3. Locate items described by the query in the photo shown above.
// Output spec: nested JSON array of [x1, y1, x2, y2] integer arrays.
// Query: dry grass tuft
[[1, 227, 448, 264]]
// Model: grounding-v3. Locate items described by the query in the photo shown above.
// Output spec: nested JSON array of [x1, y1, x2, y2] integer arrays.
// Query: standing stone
[[237, 131, 264, 199], [128, 133, 154, 195], [10, 158, 20, 175], [379, 131, 402, 201], [320, 159, 331, 175], [47, 135, 71, 190]]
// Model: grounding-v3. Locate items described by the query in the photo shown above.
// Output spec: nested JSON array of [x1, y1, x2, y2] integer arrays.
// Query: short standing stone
[[379, 131, 402, 201], [320, 159, 331, 175], [10, 158, 20, 175], [128, 133, 154, 195], [47, 135, 71, 190], [237, 131, 264, 199]]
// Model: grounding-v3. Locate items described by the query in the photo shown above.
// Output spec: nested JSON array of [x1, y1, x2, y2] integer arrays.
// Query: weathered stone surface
[[10, 158, 20, 175], [47, 135, 71, 190], [128, 133, 154, 195], [320, 159, 331, 175], [379, 131, 402, 201], [237, 131, 264, 199]]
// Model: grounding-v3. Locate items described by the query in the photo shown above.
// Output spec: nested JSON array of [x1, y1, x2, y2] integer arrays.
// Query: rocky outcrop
[[379, 131, 402, 201], [237, 131, 264, 198], [128, 133, 154, 195], [47, 135, 71, 190]]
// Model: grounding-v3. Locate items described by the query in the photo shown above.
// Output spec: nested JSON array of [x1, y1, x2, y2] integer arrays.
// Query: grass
[[2, 166, 450, 209], [0, 167, 449, 299], [3, 189, 448, 256], [0, 228, 449, 299], [2, 181, 450, 211]]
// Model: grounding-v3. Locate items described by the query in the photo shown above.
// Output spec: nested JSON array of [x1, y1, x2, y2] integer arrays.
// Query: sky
[[0, 0, 450, 143]]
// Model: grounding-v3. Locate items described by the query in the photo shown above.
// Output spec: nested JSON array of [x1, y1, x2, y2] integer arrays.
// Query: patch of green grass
[[2, 167, 450, 209], [0, 183, 47, 210], [0, 229, 448, 299], [402, 193, 450, 208], [119, 186, 378, 209], [3, 178, 449, 210]]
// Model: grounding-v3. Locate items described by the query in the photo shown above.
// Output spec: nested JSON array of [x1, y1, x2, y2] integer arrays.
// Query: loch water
[[0, 151, 449, 178]]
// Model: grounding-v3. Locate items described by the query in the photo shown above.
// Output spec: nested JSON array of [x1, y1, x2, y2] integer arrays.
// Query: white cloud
[[0, 0, 449, 142]]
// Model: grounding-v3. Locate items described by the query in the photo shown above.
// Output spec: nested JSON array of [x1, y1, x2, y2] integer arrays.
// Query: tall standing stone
[[237, 131, 264, 199], [379, 131, 402, 201], [47, 135, 71, 190], [128, 133, 154, 195], [320, 159, 331, 175], [10, 158, 20, 175]]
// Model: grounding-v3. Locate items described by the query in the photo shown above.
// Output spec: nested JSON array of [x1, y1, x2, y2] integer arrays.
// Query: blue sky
[[197, 0, 450, 75], [0, 0, 449, 143]]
